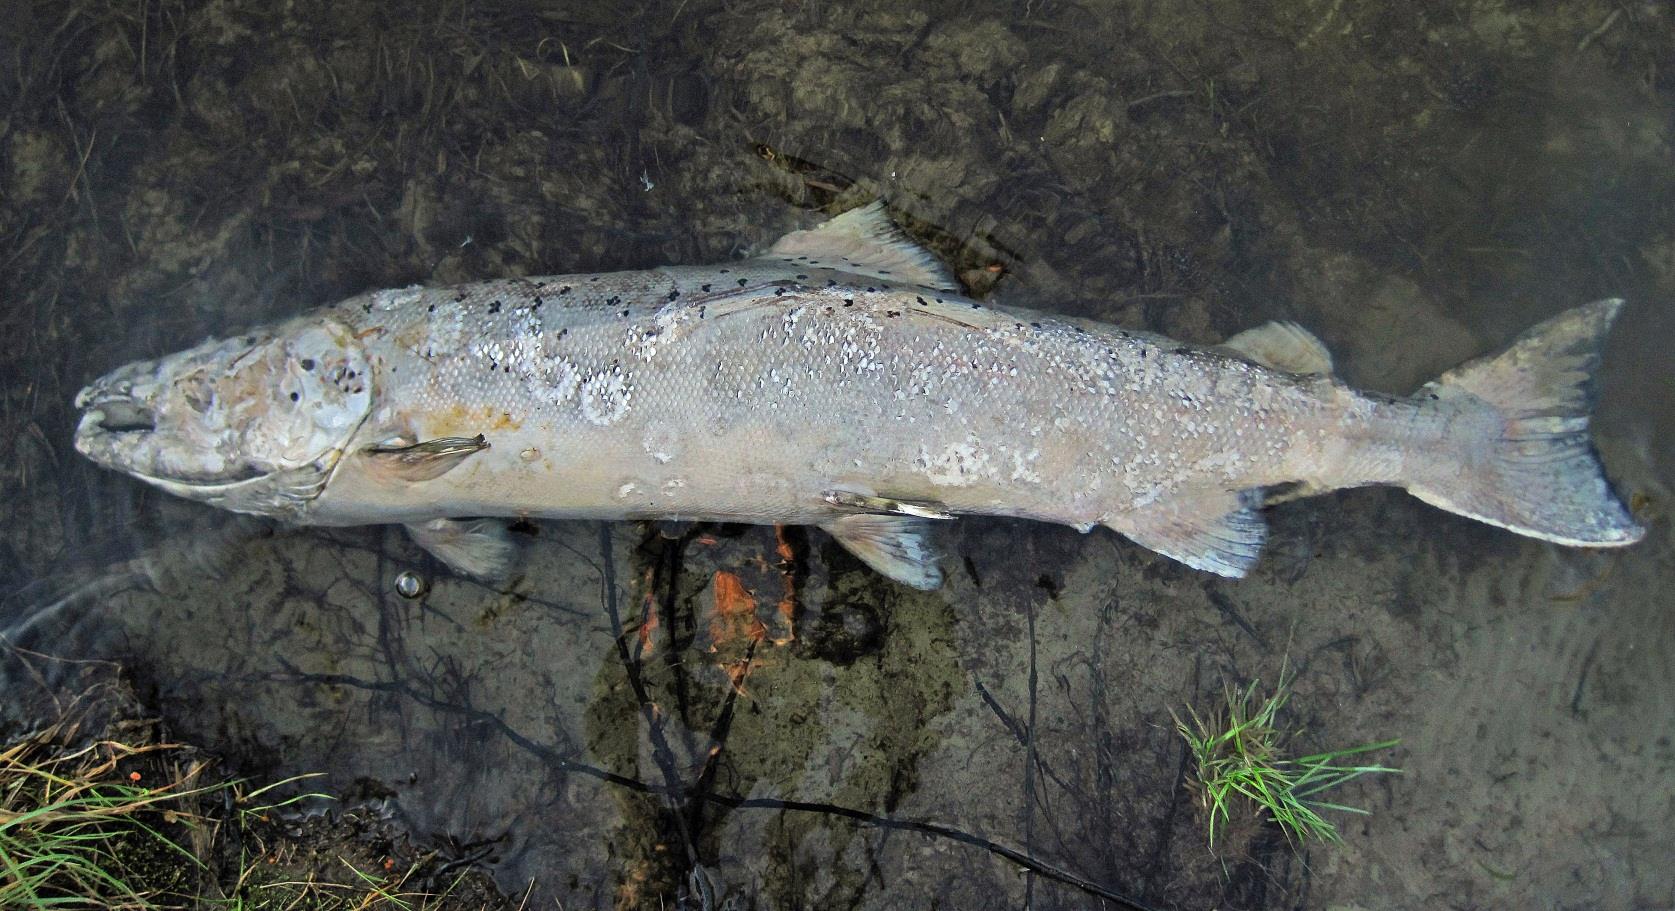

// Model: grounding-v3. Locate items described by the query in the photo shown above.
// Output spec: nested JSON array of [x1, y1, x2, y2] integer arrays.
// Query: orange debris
[[709, 570, 765, 648]]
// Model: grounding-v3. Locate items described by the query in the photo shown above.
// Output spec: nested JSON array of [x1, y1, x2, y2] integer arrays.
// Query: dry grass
[[0, 689, 214, 907], [0, 668, 519, 910]]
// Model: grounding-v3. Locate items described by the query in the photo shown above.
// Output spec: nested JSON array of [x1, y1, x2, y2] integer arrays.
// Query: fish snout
[[73, 361, 175, 472]]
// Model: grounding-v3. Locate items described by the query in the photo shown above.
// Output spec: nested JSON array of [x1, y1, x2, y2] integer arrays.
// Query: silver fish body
[[75, 205, 1645, 587]]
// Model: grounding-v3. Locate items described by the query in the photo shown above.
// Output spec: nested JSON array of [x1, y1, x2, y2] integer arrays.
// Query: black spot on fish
[[427, 304, 435, 313], [488, 300, 502, 314], [360, 302, 372, 314], [885, 310, 901, 318], [1030, 321, 1042, 329], [915, 296, 927, 306], [559, 285, 571, 295], [719, 268, 730, 273], [557, 328, 568, 339], [534, 280, 547, 288], [1074, 326, 1086, 334], [289, 391, 299, 402], [531, 298, 543, 310], [970, 303, 980, 309], [454, 293, 467, 302], [667, 290, 680, 301], [1173, 346, 1191, 355], [826, 278, 837, 287], [843, 299, 854, 307], [619, 308, 630, 317], [737, 278, 748, 286], [866, 287, 877, 293], [796, 274, 808, 280], [1139, 349, 1147, 359], [701, 284, 712, 292], [774, 287, 785, 296], [589, 276, 600, 282], [299, 358, 315, 370]]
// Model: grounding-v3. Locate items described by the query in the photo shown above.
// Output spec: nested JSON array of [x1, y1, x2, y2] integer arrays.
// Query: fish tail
[[1405, 299, 1643, 547]]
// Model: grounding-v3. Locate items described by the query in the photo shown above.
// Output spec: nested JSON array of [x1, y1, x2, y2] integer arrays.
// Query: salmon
[[74, 204, 1644, 588]]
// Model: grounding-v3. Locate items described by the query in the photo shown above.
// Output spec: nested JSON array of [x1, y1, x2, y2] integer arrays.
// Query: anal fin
[[1111, 490, 1267, 578], [820, 514, 944, 590], [405, 518, 517, 581]]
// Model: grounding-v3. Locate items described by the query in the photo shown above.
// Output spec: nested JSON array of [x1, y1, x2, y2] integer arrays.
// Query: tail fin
[[1406, 299, 1644, 547]]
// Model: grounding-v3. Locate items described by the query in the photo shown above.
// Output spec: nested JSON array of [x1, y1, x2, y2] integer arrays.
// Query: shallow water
[[3, 1, 1673, 908]]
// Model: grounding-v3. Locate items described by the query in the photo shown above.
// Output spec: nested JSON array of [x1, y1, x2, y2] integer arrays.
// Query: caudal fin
[[1406, 299, 1644, 547]]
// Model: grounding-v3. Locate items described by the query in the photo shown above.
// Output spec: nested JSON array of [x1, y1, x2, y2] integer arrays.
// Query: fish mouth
[[82, 398, 157, 434]]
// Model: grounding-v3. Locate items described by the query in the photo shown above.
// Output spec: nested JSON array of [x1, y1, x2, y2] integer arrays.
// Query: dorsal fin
[[1219, 321, 1334, 375], [767, 202, 958, 292]]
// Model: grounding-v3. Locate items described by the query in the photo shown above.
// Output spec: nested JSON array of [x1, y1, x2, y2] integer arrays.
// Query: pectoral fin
[[364, 435, 488, 483], [1112, 490, 1267, 578], [820, 514, 944, 590], [404, 517, 517, 581], [1218, 321, 1333, 375]]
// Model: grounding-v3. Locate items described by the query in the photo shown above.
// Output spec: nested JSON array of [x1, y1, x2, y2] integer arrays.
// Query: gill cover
[[75, 318, 375, 518]]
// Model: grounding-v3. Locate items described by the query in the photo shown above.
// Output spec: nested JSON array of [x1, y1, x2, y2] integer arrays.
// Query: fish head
[[74, 317, 374, 517]]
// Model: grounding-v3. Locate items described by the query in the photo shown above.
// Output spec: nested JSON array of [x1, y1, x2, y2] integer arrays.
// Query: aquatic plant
[[1172, 672, 1399, 847]]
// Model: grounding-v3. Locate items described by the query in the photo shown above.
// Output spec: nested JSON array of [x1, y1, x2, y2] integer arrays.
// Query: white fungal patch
[[1009, 448, 1042, 483], [519, 447, 540, 462], [533, 358, 582, 406], [372, 285, 424, 311], [643, 425, 679, 464], [919, 436, 996, 487], [579, 366, 631, 425], [616, 482, 638, 499], [627, 323, 663, 362], [428, 303, 467, 353]]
